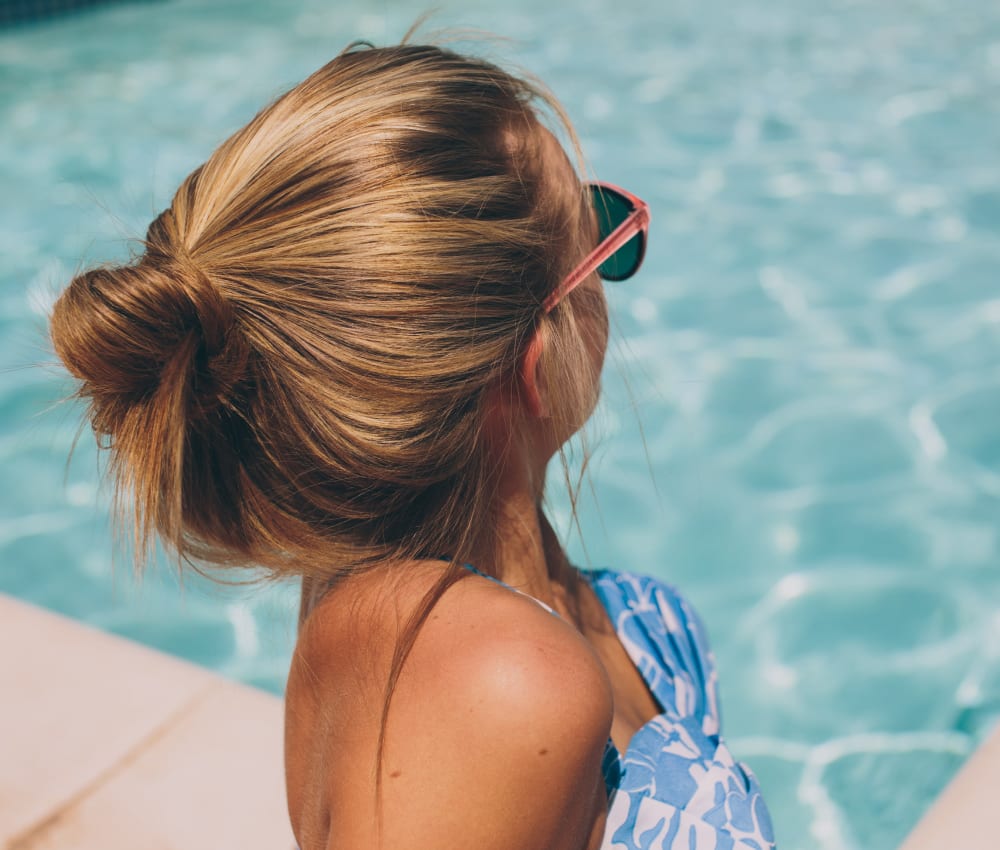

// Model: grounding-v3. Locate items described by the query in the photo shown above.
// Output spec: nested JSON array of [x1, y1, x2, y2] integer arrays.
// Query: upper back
[[285, 561, 615, 850]]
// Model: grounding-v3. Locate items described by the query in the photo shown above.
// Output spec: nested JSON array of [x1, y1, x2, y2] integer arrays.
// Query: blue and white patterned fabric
[[585, 569, 776, 850], [461, 563, 776, 848]]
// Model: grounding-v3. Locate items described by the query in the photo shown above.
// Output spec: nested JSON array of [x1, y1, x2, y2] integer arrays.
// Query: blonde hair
[[50, 38, 609, 801], [51, 41, 601, 592]]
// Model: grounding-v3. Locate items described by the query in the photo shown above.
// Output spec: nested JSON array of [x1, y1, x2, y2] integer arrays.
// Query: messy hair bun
[[49, 42, 597, 581], [53, 224, 253, 562]]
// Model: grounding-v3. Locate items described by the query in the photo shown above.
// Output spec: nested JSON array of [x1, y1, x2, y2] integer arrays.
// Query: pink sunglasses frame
[[541, 181, 651, 314]]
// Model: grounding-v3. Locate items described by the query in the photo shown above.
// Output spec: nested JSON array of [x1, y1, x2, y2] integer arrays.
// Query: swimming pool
[[2, 0, 998, 847]]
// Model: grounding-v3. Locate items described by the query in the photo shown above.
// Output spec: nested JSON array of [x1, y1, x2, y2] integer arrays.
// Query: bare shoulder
[[401, 565, 615, 715], [286, 563, 614, 850], [395, 568, 617, 776]]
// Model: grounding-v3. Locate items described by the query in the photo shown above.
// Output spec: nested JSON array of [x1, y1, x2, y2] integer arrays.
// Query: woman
[[49, 40, 775, 850]]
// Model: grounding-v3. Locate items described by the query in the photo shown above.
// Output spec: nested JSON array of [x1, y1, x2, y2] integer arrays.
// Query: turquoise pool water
[[2, 1, 999, 847]]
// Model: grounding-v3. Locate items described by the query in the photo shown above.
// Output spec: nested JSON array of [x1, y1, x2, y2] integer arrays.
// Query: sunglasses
[[542, 181, 650, 313]]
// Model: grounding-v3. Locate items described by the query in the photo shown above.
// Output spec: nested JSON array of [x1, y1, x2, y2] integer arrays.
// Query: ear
[[519, 328, 546, 418]]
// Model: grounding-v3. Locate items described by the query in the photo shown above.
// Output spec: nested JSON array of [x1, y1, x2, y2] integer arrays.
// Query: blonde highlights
[[50, 42, 598, 590]]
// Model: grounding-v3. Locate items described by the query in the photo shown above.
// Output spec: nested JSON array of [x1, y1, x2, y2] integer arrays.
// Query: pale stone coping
[[0, 593, 294, 850], [897, 720, 1000, 850]]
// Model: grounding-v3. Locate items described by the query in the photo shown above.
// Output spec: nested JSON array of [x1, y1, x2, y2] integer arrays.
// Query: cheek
[[583, 281, 609, 375], [575, 282, 609, 419]]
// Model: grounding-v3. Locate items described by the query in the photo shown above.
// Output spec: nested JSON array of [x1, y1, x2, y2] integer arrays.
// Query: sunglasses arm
[[542, 204, 650, 313]]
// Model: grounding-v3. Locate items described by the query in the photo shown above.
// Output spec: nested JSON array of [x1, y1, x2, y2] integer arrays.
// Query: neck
[[465, 437, 580, 617]]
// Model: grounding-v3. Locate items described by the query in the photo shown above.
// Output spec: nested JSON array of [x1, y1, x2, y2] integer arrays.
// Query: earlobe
[[519, 329, 546, 418]]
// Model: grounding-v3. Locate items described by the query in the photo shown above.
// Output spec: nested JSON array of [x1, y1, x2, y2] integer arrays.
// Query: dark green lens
[[589, 185, 642, 281]]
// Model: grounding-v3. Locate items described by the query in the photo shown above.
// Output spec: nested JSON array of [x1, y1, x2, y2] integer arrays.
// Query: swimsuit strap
[[461, 563, 558, 617]]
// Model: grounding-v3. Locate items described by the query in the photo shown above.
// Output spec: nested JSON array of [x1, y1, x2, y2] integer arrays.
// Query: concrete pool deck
[[1, 589, 998, 850], [0, 593, 294, 850]]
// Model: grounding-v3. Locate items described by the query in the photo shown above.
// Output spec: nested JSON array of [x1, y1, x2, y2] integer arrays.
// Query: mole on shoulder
[[389, 770, 402, 778], [537, 748, 549, 756]]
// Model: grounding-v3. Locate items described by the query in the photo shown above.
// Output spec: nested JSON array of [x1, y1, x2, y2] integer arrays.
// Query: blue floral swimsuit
[[465, 565, 777, 850]]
